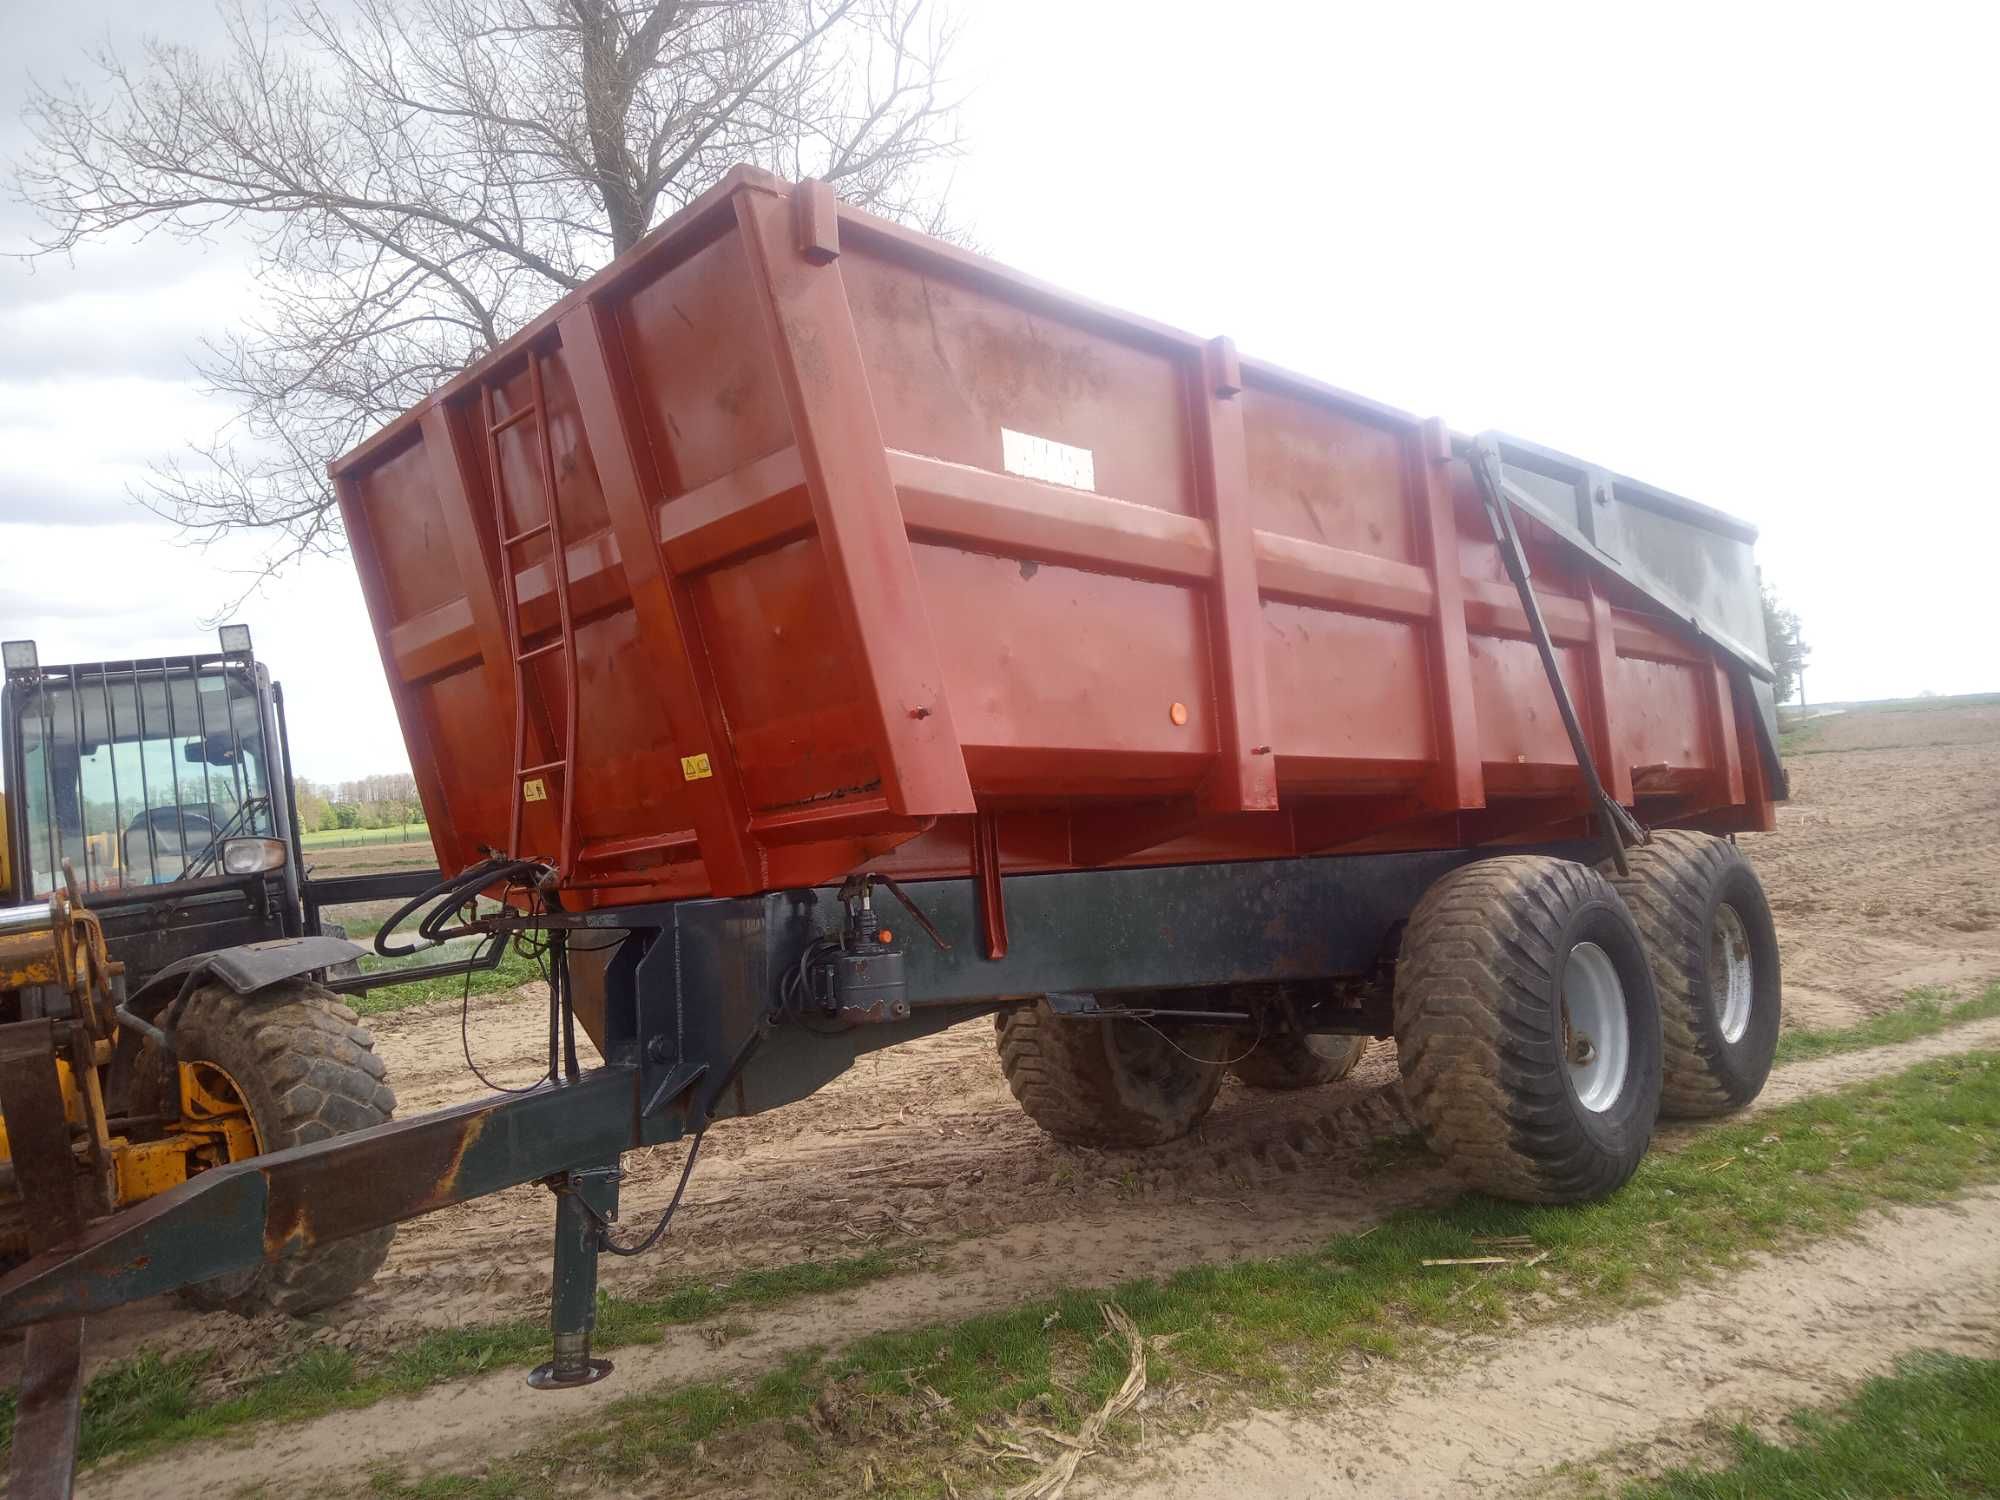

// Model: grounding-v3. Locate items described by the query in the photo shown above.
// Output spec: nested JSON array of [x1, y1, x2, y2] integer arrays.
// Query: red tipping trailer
[[327, 165, 1780, 909], [0, 168, 1788, 1433]]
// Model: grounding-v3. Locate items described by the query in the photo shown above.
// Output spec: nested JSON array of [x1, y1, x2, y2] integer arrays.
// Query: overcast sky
[[3, 1, 1996, 784]]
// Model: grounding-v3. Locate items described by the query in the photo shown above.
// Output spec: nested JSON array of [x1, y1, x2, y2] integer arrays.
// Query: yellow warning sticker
[[522, 778, 548, 803], [681, 753, 714, 782]]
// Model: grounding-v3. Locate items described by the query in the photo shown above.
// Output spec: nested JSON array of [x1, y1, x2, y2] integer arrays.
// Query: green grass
[[299, 826, 430, 848], [336, 899, 553, 1018], [0, 1251, 907, 1471], [346, 941, 547, 1017], [1799, 692, 2000, 716], [1611, 1349, 2000, 1498], [359, 1048, 2000, 1499], [1775, 717, 1823, 756], [1775, 690, 2000, 755], [1774, 981, 2000, 1065]]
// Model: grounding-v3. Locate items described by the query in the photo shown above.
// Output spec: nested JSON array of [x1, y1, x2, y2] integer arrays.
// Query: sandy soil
[[1093, 1189, 2000, 1500], [28, 702, 2000, 1497], [1745, 705, 2000, 1024]]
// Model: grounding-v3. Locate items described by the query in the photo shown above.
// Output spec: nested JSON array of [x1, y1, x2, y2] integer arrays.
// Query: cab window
[[14, 664, 272, 896]]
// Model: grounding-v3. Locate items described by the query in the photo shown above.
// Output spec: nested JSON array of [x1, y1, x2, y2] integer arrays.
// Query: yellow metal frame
[[110, 1061, 262, 1205], [0, 866, 264, 1238], [0, 1057, 262, 1218]]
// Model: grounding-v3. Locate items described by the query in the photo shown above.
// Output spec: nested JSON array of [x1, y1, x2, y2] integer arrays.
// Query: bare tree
[[336, 770, 424, 828], [16, 0, 964, 580]]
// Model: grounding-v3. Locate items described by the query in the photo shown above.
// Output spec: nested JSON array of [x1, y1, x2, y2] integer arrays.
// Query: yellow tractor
[[0, 630, 449, 1309]]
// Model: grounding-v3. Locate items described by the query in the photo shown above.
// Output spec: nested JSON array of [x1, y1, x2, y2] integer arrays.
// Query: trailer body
[[329, 166, 1779, 914], [0, 171, 1790, 1486]]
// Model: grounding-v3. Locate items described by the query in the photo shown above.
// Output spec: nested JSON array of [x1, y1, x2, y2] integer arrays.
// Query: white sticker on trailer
[[1002, 428, 1095, 491]]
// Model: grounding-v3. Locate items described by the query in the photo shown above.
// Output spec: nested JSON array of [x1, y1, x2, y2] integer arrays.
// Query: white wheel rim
[[1713, 903, 1755, 1044], [1563, 942, 1631, 1113]]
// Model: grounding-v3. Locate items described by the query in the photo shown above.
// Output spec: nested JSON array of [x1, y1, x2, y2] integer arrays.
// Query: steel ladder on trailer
[[481, 355, 581, 873]]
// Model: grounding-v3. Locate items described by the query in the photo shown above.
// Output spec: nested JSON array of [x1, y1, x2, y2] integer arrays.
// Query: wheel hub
[[1712, 903, 1756, 1044], [1562, 942, 1630, 1113]]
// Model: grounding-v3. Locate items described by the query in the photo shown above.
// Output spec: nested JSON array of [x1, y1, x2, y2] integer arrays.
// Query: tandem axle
[[0, 845, 1572, 1375]]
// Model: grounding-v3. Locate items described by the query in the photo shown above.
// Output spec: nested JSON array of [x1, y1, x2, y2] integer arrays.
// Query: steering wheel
[[123, 807, 220, 883]]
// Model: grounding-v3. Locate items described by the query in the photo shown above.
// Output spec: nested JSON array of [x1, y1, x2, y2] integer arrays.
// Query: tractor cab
[[0, 628, 306, 1000]]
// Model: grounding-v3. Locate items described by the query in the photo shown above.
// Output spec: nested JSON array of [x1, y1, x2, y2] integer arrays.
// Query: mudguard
[[125, 935, 367, 1019]]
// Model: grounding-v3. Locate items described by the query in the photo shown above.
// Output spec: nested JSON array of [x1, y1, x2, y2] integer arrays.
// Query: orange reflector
[[1169, 701, 1189, 726]]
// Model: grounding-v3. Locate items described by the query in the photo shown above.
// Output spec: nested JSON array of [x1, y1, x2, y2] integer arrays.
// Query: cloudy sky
[[3, 1, 1996, 785]]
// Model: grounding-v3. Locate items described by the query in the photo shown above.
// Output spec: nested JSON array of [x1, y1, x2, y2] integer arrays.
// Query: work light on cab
[[221, 838, 287, 875]]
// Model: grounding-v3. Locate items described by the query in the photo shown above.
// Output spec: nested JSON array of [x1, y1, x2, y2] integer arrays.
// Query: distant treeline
[[294, 772, 422, 833]]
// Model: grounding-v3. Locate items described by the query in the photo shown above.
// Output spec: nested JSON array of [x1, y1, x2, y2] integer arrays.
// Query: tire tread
[[996, 1000, 1224, 1148], [1606, 831, 1777, 1118], [1394, 856, 1656, 1203], [136, 979, 396, 1316]]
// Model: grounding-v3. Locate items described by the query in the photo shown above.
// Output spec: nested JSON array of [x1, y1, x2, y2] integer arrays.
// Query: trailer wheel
[[135, 979, 397, 1316], [996, 996, 1228, 1147], [1394, 856, 1662, 1204], [1603, 832, 1782, 1118], [1228, 1033, 1368, 1090]]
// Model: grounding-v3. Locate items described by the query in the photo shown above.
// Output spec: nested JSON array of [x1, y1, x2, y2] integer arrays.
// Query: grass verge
[[0, 1251, 909, 1469], [1610, 1349, 2000, 1498], [340, 896, 555, 1017], [358, 1048, 2000, 1499], [299, 826, 431, 848], [346, 941, 546, 1017], [1774, 980, 2000, 1065]]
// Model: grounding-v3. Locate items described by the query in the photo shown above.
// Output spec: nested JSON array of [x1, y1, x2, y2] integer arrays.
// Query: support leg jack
[[528, 1164, 619, 1390]]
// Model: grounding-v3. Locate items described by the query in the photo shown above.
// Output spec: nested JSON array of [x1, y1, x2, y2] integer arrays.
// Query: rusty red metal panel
[[971, 808, 1008, 959], [1709, 660, 1747, 808], [1409, 418, 1483, 812], [1583, 573, 1635, 805], [794, 177, 841, 265], [732, 184, 975, 821], [419, 404, 525, 862], [1193, 337, 1277, 814], [327, 170, 1775, 903], [333, 468, 469, 866], [558, 299, 765, 895]]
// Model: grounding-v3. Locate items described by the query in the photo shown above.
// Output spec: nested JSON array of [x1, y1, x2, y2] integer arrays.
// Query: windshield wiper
[[178, 796, 272, 882]]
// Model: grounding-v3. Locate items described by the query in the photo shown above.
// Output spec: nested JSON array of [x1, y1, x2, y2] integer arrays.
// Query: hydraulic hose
[[373, 856, 549, 958]]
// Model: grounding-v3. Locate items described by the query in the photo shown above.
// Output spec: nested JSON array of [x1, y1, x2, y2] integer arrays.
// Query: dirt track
[[1094, 1189, 2000, 1500], [47, 701, 2000, 1494]]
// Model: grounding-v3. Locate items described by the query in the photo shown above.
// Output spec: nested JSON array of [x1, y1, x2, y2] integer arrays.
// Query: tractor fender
[[125, 935, 368, 1020], [109, 935, 369, 1100]]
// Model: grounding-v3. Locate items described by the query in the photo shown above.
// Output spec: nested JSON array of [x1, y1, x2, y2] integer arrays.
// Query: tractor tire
[[1228, 1033, 1368, 1090], [1394, 856, 1662, 1204], [135, 979, 397, 1316], [1602, 832, 1782, 1118], [996, 996, 1228, 1147]]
